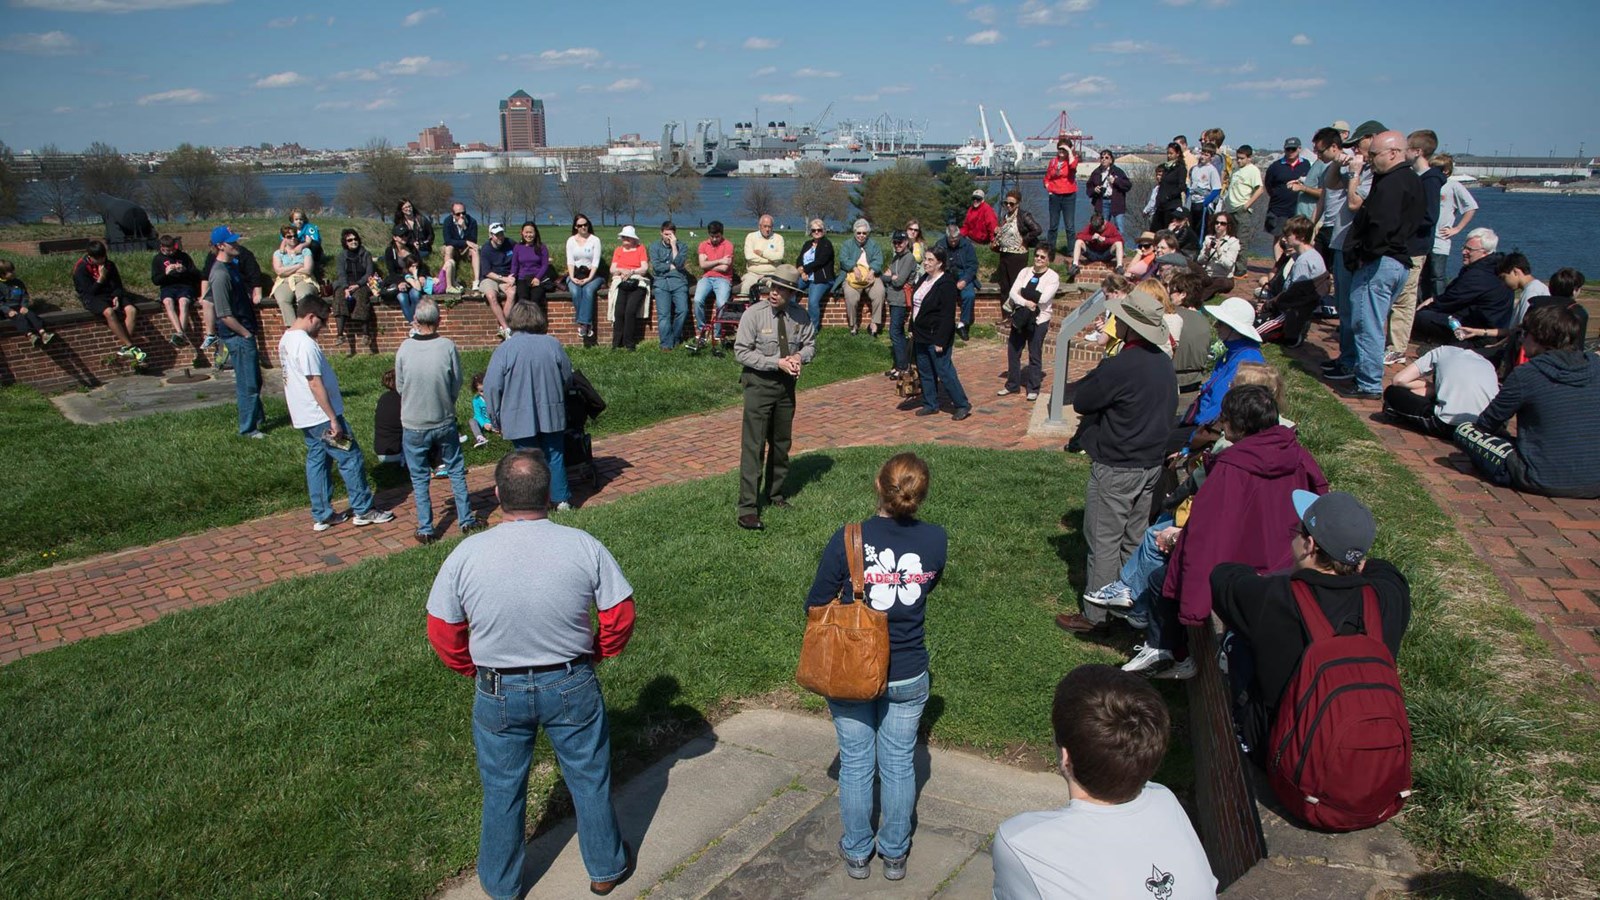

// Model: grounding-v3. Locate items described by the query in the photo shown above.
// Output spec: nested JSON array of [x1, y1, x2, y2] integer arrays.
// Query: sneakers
[[352, 508, 395, 526], [1122, 644, 1173, 673], [117, 345, 147, 363], [1026, 391, 1039, 401], [840, 848, 870, 881], [555, 501, 572, 512], [432, 464, 449, 479], [414, 531, 438, 545], [997, 387, 1017, 396], [243, 430, 266, 440], [473, 435, 490, 448], [40, 330, 56, 345], [497, 326, 511, 340], [312, 511, 349, 532], [1320, 359, 1344, 373], [1083, 581, 1134, 609], [201, 333, 219, 350], [1152, 657, 1198, 680], [1325, 368, 1355, 381], [461, 519, 487, 535], [881, 855, 907, 881], [28, 333, 39, 348], [1383, 350, 1409, 366]]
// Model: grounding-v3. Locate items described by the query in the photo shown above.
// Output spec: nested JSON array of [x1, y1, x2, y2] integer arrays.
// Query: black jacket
[[796, 237, 834, 284], [1432, 253, 1514, 329], [150, 250, 200, 289], [1212, 559, 1411, 760], [910, 273, 958, 347], [1073, 341, 1177, 468], [1478, 349, 1600, 497], [1154, 162, 1186, 218], [395, 214, 434, 256], [333, 247, 376, 291], [72, 257, 124, 303], [202, 246, 264, 296], [1346, 165, 1423, 269], [1410, 166, 1446, 258]]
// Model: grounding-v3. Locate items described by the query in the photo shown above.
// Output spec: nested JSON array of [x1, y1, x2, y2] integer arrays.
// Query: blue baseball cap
[[1292, 490, 1376, 565], [210, 225, 242, 245]]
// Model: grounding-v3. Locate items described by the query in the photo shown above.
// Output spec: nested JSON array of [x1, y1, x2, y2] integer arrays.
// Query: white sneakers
[[1122, 644, 1196, 679]]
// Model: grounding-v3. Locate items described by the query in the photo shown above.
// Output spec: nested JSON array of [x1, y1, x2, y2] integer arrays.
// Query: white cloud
[[335, 68, 380, 81], [604, 78, 647, 92], [13, 0, 223, 10], [968, 3, 997, 23], [267, 15, 297, 27], [1229, 76, 1327, 93], [965, 29, 1001, 45], [364, 98, 396, 111], [752, 66, 778, 77], [694, 39, 707, 50], [1034, 38, 1054, 47], [1052, 75, 1113, 96], [1291, 32, 1312, 45], [137, 88, 211, 106], [1018, 0, 1095, 26], [314, 100, 354, 111], [538, 47, 601, 66], [1091, 39, 1153, 54], [53, 105, 74, 114], [401, 7, 439, 27], [760, 93, 803, 104], [253, 71, 306, 89], [379, 56, 432, 76], [0, 31, 85, 55], [794, 67, 841, 78], [1163, 91, 1211, 103], [743, 36, 780, 50], [1205, 60, 1257, 75], [879, 84, 913, 94], [1288, 91, 1316, 100]]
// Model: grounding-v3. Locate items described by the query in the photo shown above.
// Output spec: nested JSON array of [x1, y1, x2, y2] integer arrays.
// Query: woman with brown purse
[[804, 452, 947, 883]]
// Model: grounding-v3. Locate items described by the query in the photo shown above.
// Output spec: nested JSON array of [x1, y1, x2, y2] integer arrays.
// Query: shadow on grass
[[1406, 871, 1531, 899], [783, 453, 836, 501]]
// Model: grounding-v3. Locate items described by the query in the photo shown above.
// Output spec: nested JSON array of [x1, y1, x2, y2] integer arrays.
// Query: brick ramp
[[0, 339, 1054, 664]]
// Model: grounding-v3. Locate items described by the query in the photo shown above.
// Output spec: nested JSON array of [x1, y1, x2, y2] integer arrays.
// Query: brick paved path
[[0, 340, 1054, 664], [1286, 319, 1600, 677]]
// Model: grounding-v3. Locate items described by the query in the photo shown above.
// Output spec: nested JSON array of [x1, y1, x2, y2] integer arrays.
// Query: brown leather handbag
[[795, 522, 890, 702]]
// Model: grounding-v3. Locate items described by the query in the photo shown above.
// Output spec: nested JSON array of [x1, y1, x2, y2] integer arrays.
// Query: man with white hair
[[740, 214, 785, 297], [836, 218, 886, 335], [1413, 227, 1514, 344], [1329, 130, 1422, 400], [395, 296, 482, 544]]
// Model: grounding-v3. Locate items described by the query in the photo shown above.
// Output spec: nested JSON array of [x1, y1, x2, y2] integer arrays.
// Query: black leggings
[[515, 277, 547, 308], [612, 283, 646, 349], [5, 306, 46, 336]]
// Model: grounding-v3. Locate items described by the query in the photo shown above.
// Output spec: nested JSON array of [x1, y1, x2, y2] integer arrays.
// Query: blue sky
[[2, 0, 1596, 158]]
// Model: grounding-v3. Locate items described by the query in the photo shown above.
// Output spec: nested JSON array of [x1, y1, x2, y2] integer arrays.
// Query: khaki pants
[[271, 276, 319, 324], [740, 269, 776, 297], [843, 279, 886, 331], [1387, 255, 1426, 355]]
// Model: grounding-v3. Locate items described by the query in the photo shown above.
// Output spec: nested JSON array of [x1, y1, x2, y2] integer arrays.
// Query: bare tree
[[356, 138, 418, 216], [219, 164, 268, 217], [412, 175, 452, 218], [575, 171, 618, 225], [558, 173, 592, 222], [652, 169, 700, 223], [32, 144, 77, 224], [333, 177, 366, 217], [468, 172, 510, 226], [607, 173, 640, 225], [78, 142, 140, 211], [139, 175, 183, 222], [295, 191, 325, 214], [741, 178, 778, 221], [0, 141, 21, 221], [161, 144, 224, 218], [504, 167, 546, 221], [789, 160, 849, 226]]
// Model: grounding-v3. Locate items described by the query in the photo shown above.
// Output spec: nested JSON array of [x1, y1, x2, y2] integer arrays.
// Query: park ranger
[[732, 264, 815, 531]]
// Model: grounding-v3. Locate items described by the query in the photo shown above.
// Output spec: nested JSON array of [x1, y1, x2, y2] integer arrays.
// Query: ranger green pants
[[738, 370, 796, 516]]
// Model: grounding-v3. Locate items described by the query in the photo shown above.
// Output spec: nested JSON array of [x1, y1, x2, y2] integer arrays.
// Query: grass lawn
[[0, 329, 892, 578], [2, 356, 1594, 897]]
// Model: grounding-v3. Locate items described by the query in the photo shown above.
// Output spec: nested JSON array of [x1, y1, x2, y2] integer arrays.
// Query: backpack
[[1267, 581, 1412, 832]]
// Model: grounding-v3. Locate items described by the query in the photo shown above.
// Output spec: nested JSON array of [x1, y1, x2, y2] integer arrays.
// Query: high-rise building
[[499, 90, 546, 151], [418, 122, 457, 153]]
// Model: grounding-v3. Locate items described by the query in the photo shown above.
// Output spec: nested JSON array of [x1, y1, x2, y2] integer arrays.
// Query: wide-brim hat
[[618, 225, 639, 241], [1205, 296, 1263, 343], [1105, 288, 1170, 347], [758, 263, 802, 296]]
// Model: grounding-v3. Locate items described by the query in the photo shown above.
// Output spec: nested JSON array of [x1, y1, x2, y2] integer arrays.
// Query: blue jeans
[[1045, 192, 1077, 249], [397, 288, 419, 324], [1099, 197, 1129, 244], [299, 415, 373, 523], [1349, 256, 1407, 393], [801, 279, 829, 328], [222, 333, 264, 435], [403, 422, 474, 535], [693, 276, 731, 334], [511, 432, 569, 504], [1332, 248, 1356, 368], [888, 304, 910, 372], [1119, 516, 1174, 598], [826, 670, 930, 861], [473, 662, 627, 899], [569, 278, 601, 327], [656, 281, 689, 348], [957, 280, 976, 329], [914, 341, 970, 413]]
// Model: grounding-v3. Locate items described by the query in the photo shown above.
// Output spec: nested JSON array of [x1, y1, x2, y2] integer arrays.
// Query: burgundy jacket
[[1163, 425, 1328, 625]]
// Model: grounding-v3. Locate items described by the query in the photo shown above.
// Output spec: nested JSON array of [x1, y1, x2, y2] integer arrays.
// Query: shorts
[[160, 284, 195, 302], [478, 278, 508, 296], [81, 295, 121, 317], [444, 243, 473, 258]]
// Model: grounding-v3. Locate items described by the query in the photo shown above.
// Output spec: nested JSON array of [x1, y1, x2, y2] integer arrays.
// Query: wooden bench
[[37, 237, 93, 256]]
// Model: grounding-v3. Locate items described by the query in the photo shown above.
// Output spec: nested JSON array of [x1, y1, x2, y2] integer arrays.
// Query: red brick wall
[[1, 290, 1011, 393]]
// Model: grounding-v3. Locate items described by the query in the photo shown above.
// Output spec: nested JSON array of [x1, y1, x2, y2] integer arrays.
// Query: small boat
[[830, 171, 863, 184]]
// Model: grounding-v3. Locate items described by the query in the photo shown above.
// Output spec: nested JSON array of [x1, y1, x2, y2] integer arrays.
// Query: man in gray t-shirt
[[395, 296, 478, 542], [425, 451, 637, 898]]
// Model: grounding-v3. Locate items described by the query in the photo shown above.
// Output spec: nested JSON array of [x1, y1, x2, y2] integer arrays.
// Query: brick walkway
[[0, 340, 1054, 664], [1286, 319, 1600, 677]]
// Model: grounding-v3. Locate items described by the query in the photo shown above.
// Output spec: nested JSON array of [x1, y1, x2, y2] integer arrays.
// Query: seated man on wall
[[440, 202, 479, 291], [73, 239, 145, 363], [1068, 213, 1125, 276], [1453, 304, 1600, 499], [740, 214, 785, 298], [835, 218, 886, 336], [1413, 227, 1512, 344], [991, 665, 1216, 899]]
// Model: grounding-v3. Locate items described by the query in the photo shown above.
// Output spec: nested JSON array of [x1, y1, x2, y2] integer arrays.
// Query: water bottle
[[1446, 315, 1462, 332]]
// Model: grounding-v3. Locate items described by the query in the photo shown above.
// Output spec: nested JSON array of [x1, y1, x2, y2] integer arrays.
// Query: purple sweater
[[511, 243, 549, 281]]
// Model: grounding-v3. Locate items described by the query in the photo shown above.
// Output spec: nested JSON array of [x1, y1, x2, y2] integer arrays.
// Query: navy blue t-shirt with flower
[[806, 516, 948, 683]]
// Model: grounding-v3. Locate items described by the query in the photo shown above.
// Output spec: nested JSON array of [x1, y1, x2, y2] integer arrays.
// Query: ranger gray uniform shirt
[[733, 300, 816, 372]]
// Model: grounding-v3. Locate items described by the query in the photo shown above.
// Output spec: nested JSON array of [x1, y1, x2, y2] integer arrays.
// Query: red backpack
[[1267, 580, 1413, 832]]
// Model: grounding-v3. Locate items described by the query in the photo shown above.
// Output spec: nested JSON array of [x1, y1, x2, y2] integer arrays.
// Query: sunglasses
[[576, 222, 591, 229], [1004, 201, 1018, 207], [344, 238, 359, 245], [811, 228, 824, 233]]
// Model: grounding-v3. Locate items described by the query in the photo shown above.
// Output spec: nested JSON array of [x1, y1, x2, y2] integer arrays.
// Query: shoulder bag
[[795, 522, 889, 702]]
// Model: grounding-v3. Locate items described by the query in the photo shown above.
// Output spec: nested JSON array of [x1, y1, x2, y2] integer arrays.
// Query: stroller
[[564, 369, 606, 488], [685, 297, 749, 356]]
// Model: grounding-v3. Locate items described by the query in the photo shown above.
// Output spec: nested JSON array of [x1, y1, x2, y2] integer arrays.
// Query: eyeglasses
[[854, 232, 868, 237], [1137, 243, 1154, 249], [1463, 244, 1484, 256], [906, 227, 920, 233]]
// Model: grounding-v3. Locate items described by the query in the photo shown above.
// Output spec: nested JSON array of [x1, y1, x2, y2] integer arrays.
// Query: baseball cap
[[488, 222, 505, 235], [1331, 119, 1352, 133], [1345, 120, 1386, 147], [210, 225, 242, 245], [971, 189, 986, 199], [1283, 137, 1302, 150], [391, 223, 409, 237], [1293, 490, 1376, 566], [891, 229, 908, 243], [945, 213, 962, 227]]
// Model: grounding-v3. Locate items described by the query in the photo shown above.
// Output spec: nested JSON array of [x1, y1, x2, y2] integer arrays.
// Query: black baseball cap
[[891, 229, 908, 243], [1344, 120, 1386, 147], [1293, 491, 1376, 565]]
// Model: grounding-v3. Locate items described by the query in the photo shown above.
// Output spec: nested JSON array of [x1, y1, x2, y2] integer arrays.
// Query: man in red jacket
[[961, 189, 998, 246], [426, 450, 638, 899], [1043, 139, 1080, 252]]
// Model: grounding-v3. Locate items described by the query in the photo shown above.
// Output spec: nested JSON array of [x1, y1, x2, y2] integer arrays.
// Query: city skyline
[[1, 0, 1597, 159]]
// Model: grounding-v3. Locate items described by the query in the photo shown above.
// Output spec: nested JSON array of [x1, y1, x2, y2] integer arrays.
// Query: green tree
[[789, 160, 849, 226], [0, 140, 24, 221], [161, 144, 224, 218], [140, 175, 183, 222], [78, 142, 140, 211], [356, 139, 418, 217], [740, 178, 777, 221], [853, 160, 943, 237], [937, 165, 981, 224], [33, 144, 77, 224]]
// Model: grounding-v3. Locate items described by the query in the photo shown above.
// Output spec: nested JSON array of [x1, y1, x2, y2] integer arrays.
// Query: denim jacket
[[832, 237, 884, 291]]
